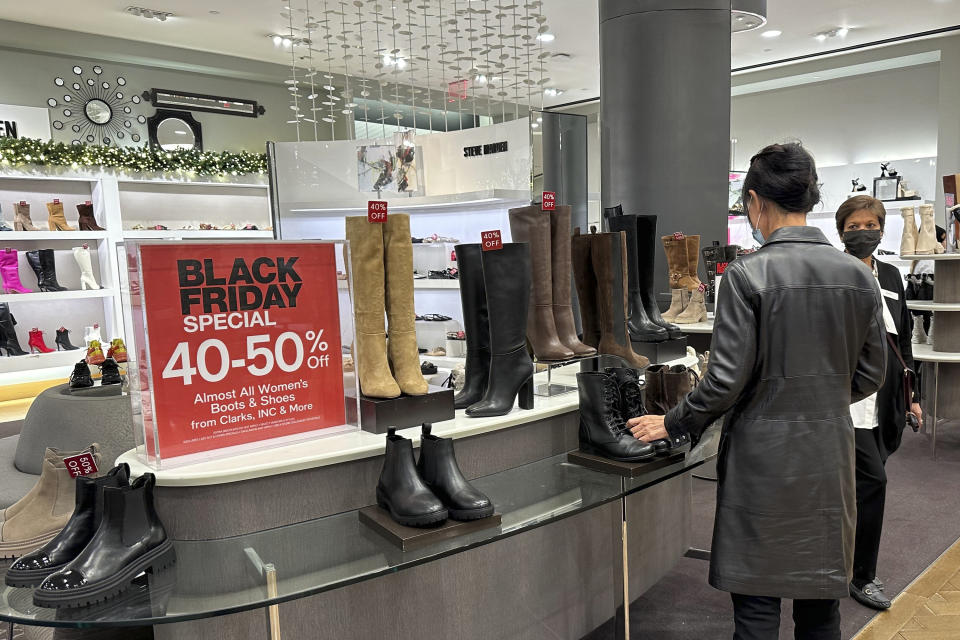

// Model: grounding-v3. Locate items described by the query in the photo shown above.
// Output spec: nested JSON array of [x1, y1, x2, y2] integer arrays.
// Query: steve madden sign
[[463, 141, 508, 158], [0, 120, 17, 138], [0, 104, 51, 141]]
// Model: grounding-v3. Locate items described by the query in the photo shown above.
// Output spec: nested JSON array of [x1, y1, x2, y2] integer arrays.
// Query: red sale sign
[[542, 191, 556, 211], [64, 453, 99, 478], [368, 200, 387, 223], [481, 230, 503, 251], [129, 242, 345, 461]]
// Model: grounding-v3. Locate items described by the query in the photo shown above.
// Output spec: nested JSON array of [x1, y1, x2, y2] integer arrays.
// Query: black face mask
[[842, 229, 883, 259]]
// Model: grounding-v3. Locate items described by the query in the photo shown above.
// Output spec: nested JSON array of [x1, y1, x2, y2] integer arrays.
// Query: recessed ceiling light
[[815, 33, 827, 42], [836, 27, 849, 37], [272, 35, 283, 46], [536, 33, 554, 42], [761, 30, 781, 38]]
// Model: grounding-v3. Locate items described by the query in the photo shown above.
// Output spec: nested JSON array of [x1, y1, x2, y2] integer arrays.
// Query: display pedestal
[[358, 505, 502, 551], [534, 355, 597, 397], [346, 385, 455, 434], [631, 336, 687, 365], [567, 449, 685, 477], [68, 382, 123, 396]]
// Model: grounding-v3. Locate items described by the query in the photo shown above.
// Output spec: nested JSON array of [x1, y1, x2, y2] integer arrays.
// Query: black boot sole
[[376, 492, 448, 528], [32, 540, 176, 609], [449, 504, 495, 521], [4, 562, 66, 588], [580, 442, 656, 462]]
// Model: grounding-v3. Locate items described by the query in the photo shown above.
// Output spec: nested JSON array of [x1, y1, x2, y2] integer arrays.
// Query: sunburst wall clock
[[46, 64, 147, 146]]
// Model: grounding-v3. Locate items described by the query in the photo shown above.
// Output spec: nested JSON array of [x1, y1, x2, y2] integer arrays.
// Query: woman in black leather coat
[[836, 195, 921, 611], [629, 143, 887, 640]]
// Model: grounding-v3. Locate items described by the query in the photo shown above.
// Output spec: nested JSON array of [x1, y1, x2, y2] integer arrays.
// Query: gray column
[[600, 0, 732, 297]]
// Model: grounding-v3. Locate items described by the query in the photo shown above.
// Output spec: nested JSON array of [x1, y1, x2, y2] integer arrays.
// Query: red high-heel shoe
[[28, 328, 55, 353]]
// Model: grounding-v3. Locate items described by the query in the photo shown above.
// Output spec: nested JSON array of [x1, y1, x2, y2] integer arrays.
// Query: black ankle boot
[[100, 358, 122, 385], [34, 473, 175, 609], [453, 244, 490, 409], [606, 215, 668, 342], [606, 367, 669, 455], [376, 429, 447, 527], [577, 371, 655, 462], [416, 424, 493, 521], [55, 327, 79, 351], [69, 360, 93, 388], [465, 243, 535, 417], [635, 216, 682, 339], [6, 464, 130, 588], [0, 303, 26, 356]]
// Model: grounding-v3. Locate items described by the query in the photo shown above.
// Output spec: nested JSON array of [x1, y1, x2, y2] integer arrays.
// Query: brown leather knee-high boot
[[508, 205, 574, 361], [550, 206, 596, 357], [345, 216, 401, 399], [591, 232, 648, 369], [383, 213, 428, 395]]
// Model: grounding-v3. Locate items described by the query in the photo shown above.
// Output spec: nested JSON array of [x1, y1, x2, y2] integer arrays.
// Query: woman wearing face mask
[[836, 195, 922, 611], [628, 143, 886, 639]]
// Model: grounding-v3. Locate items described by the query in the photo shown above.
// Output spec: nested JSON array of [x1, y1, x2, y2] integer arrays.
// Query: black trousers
[[853, 428, 887, 585], [731, 594, 840, 640]]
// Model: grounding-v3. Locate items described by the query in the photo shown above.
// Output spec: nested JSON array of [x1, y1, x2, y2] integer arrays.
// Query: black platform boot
[[606, 367, 669, 456], [0, 303, 26, 356], [26, 250, 67, 292], [34, 473, 175, 609], [635, 216, 682, 339], [6, 464, 130, 588], [607, 215, 668, 342], [453, 244, 490, 409], [416, 424, 494, 521], [466, 243, 535, 417], [55, 328, 79, 351], [376, 428, 448, 527], [69, 360, 93, 388], [577, 371, 655, 462], [101, 358, 122, 385]]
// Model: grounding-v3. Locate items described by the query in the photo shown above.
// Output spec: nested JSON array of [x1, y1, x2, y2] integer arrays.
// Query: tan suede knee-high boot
[[900, 206, 919, 256], [383, 214, 428, 395], [345, 216, 401, 398]]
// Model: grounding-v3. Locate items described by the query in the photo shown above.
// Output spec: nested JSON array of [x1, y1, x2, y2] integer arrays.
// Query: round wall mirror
[[156, 117, 196, 150], [85, 99, 112, 125]]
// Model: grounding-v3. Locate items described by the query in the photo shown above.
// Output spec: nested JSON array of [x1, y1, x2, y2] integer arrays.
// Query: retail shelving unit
[[0, 168, 272, 387], [903, 252, 960, 456]]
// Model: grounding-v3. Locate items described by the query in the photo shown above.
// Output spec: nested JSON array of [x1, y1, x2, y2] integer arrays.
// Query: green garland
[[0, 137, 267, 177]]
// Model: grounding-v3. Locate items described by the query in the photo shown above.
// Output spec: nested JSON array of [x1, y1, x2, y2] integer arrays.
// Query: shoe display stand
[[534, 355, 598, 397], [68, 380, 123, 396], [358, 505, 502, 551], [0, 168, 272, 389], [903, 252, 960, 457], [345, 385, 455, 434], [631, 336, 688, 365], [567, 449, 686, 478]]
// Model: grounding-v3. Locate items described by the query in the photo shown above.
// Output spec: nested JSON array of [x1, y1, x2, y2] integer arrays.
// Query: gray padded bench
[[0, 383, 134, 509]]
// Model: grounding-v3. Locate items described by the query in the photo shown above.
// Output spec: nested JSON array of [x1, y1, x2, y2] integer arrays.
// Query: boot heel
[[518, 376, 534, 410], [13, 221, 24, 231]]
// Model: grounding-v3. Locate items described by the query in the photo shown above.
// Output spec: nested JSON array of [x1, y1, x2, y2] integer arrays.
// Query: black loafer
[[850, 581, 891, 610], [873, 576, 885, 591]]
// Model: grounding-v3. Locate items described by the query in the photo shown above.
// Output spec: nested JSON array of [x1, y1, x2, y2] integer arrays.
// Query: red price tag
[[947, 194, 957, 208], [716, 261, 729, 275], [64, 453, 99, 478], [698, 282, 707, 293], [481, 230, 503, 251], [19, 201, 26, 206], [53, 199, 61, 205], [85, 200, 92, 205], [673, 232, 685, 240], [542, 191, 556, 211], [450, 250, 457, 262], [367, 200, 388, 223]]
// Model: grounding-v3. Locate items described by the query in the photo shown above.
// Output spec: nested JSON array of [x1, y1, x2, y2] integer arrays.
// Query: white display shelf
[[116, 178, 268, 189], [338, 279, 460, 290], [911, 343, 960, 363], [123, 229, 274, 240], [677, 320, 714, 334], [906, 301, 960, 311], [0, 288, 115, 304], [285, 189, 530, 216], [0, 231, 108, 241], [0, 349, 84, 376], [901, 253, 960, 261]]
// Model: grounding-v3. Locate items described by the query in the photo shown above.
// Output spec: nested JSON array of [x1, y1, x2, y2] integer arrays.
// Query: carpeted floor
[[587, 427, 960, 639]]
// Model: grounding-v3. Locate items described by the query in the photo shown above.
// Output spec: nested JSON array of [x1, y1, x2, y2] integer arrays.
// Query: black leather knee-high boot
[[453, 244, 490, 409], [635, 215, 682, 339], [466, 243, 535, 417], [607, 215, 668, 342]]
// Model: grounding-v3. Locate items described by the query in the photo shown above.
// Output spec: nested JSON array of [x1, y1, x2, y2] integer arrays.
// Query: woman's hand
[[627, 415, 667, 442], [910, 402, 923, 425]]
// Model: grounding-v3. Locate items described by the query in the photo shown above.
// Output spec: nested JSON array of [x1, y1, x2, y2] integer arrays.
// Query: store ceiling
[[0, 0, 957, 108]]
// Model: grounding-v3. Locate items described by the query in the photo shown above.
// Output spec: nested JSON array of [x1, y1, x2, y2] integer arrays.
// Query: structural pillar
[[600, 0, 732, 296]]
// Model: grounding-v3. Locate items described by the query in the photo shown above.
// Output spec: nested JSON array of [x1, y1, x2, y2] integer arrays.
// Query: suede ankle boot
[[661, 289, 689, 322], [47, 201, 76, 231], [900, 206, 919, 256], [1, 445, 100, 524], [13, 203, 38, 231]]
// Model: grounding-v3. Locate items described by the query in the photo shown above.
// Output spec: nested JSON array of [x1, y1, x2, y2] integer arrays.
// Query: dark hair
[[835, 195, 886, 235], [741, 142, 821, 214]]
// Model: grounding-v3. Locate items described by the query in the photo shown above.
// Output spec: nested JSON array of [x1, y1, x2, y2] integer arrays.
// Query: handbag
[[886, 333, 919, 432]]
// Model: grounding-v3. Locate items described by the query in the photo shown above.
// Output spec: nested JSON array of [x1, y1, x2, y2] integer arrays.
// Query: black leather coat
[[665, 226, 887, 600]]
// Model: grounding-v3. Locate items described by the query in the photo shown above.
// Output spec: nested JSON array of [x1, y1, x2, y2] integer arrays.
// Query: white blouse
[[850, 265, 898, 430]]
